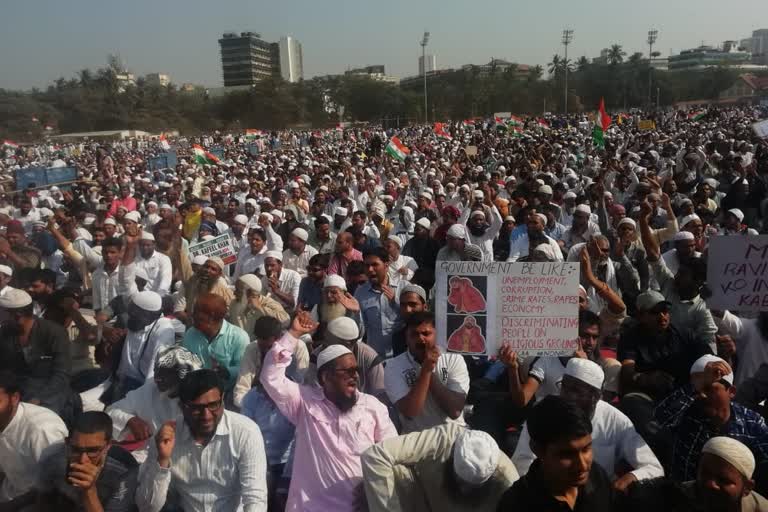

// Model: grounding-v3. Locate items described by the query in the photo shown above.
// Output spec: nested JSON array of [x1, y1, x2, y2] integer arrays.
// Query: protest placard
[[753, 119, 768, 140], [706, 235, 768, 311], [435, 260, 580, 357], [464, 145, 478, 156], [188, 232, 238, 266], [638, 119, 656, 131]]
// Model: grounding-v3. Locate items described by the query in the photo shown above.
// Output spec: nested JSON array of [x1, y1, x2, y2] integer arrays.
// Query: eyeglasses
[[183, 399, 223, 414], [67, 444, 107, 458], [332, 367, 359, 378]]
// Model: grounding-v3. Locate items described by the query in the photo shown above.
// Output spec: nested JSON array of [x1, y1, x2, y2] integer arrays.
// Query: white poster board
[[188, 232, 238, 267], [707, 235, 768, 311], [753, 119, 768, 140], [435, 261, 580, 357]]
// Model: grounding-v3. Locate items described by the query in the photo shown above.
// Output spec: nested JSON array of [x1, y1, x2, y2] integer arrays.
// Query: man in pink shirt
[[327, 232, 363, 277], [261, 311, 397, 512], [108, 184, 138, 217]]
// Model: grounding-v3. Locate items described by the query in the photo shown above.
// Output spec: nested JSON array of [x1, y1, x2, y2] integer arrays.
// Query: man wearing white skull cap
[[260, 311, 397, 511], [507, 210, 564, 262], [282, 227, 318, 278], [513, 358, 663, 490], [362, 424, 519, 512]]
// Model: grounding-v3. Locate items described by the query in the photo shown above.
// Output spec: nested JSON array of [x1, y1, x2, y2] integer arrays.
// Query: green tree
[[608, 44, 626, 65]]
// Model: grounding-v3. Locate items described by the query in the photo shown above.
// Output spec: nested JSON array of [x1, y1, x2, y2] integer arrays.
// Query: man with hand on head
[[363, 425, 519, 512], [260, 310, 397, 511], [136, 369, 268, 512]]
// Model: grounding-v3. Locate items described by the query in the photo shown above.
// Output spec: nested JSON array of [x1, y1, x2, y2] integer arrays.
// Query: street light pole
[[647, 29, 658, 108], [421, 31, 430, 124], [562, 29, 573, 115]]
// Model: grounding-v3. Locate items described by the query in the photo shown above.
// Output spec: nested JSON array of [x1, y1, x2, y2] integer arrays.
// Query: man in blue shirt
[[182, 293, 249, 390], [354, 248, 404, 357]]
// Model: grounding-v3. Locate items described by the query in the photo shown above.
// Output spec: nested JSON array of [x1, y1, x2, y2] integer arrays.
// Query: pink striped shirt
[[260, 333, 397, 512]]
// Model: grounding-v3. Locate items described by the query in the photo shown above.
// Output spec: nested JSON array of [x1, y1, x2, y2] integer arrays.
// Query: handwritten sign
[[435, 261, 580, 357], [753, 120, 768, 140], [707, 235, 768, 311], [188, 232, 238, 266], [638, 119, 656, 131]]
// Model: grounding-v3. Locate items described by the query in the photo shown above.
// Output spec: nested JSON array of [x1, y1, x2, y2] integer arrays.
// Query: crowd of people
[[0, 105, 767, 511]]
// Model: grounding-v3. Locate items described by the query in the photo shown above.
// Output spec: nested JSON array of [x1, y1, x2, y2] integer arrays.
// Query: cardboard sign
[[188, 232, 238, 266], [753, 119, 768, 140], [638, 120, 656, 131], [464, 145, 478, 156], [706, 235, 768, 311], [435, 261, 580, 357]]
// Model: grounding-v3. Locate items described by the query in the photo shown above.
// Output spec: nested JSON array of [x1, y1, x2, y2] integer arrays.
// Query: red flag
[[598, 98, 611, 131]]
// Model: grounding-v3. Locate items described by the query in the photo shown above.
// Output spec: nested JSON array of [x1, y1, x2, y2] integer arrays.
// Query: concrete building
[[460, 59, 530, 77], [145, 73, 170, 87], [345, 65, 399, 84], [419, 54, 437, 75], [668, 43, 755, 71], [115, 72, 135, 92], [592, 48, 611, 65], [219, 32, 279, 87], [720, 73, 768, 102], [752, 29, 768, 65], [279, 36, 304, 83]]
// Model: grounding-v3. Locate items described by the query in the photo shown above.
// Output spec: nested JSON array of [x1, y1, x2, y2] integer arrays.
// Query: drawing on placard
[[447, 275, 487, 313], [447, 315, 487, 354]]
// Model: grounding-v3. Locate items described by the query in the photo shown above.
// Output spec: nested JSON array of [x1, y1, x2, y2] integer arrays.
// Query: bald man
[[327, 232, 363, 277], [182, 293, 249, 390]]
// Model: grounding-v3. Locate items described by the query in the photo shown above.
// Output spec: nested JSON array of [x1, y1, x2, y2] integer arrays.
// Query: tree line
[[0, 47, 754, 139]]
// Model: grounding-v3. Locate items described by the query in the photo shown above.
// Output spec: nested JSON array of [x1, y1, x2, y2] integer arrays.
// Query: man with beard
[[402, 218, 439, 288], [362, 425, 518, 512], [310, 274, 360, 342], [332, 206, 350, 234], [512, 358, 663, 492], [306, 316, 385, 399], [260, 311, 397, 511], [717, 312, 768, 388], [135, 231, 172, 296], [507, 212, 563, 262], [136, 369, 268, 512], [106, 345, 203, 462], [282, 227, 318, 278], [458, 202, 502, 262], [228, 273, 289, 337], [654, 356, 768, 484], [113, 290, 175, 399], [35, 411, 139, 511], [436, 224, 467, 262], [561, 204, 601, 252], [0, 289, 73, 418], [662, 231, 702, 276], [263, 251, 301, 311], [308, 216, 336, 255], [26, 268, 56, 317], [385, 312, 469, 434], [179, 256, 234, 321]]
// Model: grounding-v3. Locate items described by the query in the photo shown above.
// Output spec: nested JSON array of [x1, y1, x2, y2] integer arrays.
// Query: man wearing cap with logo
[[282, 227, 318, 278], [135, 231, 172, 297], [260, 310, 397, 511], [513, 358, 663, 492], [263, 251, 301, 311], [362, 425, 518, 512], [655, 355, 768, 484]]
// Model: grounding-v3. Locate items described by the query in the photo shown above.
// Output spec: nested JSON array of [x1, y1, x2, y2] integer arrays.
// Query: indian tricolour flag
[[385, 136, 410, 162], [192, 144, 220, 165], [461, 119, 475, 130], [592, 98, 612, 149], [2, 140, 19, 150], [536, 118, 551, 130], [434, 122, 453, 141], [508, 115, 524, 127], [159, 134, 171, 151], [245, 129, 264, 140], [688, 110, 706, 122]]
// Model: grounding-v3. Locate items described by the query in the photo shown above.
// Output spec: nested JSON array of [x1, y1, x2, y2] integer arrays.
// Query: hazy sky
[[1, 0, 767, 90]]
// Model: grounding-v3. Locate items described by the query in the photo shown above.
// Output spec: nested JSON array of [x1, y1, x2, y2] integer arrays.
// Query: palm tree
[[607, 44, 626, 66], [548, 55, 562, 77], [529, 65, 543, 81], [576, 56, 590, 72]]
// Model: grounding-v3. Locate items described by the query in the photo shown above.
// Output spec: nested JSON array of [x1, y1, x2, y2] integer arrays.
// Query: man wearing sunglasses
[[36, 411, 139, 512], [136, 369, 267, 511]]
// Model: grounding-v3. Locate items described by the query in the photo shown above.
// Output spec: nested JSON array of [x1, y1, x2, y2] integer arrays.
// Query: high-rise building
[[219, 32, 279, 87], [752, 29, 768, 65], [145, 73, 170, 87], [419, 54, 437, 75], [279, 36, 303, 83]]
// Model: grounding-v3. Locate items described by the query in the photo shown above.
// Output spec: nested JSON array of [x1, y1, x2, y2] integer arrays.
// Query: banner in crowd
[[189, 232, 238, 266], [435, 261, 580, 357], [707, 235, 768, 311], [638, 120, 656, 131], [753, 119, 768, 139]]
